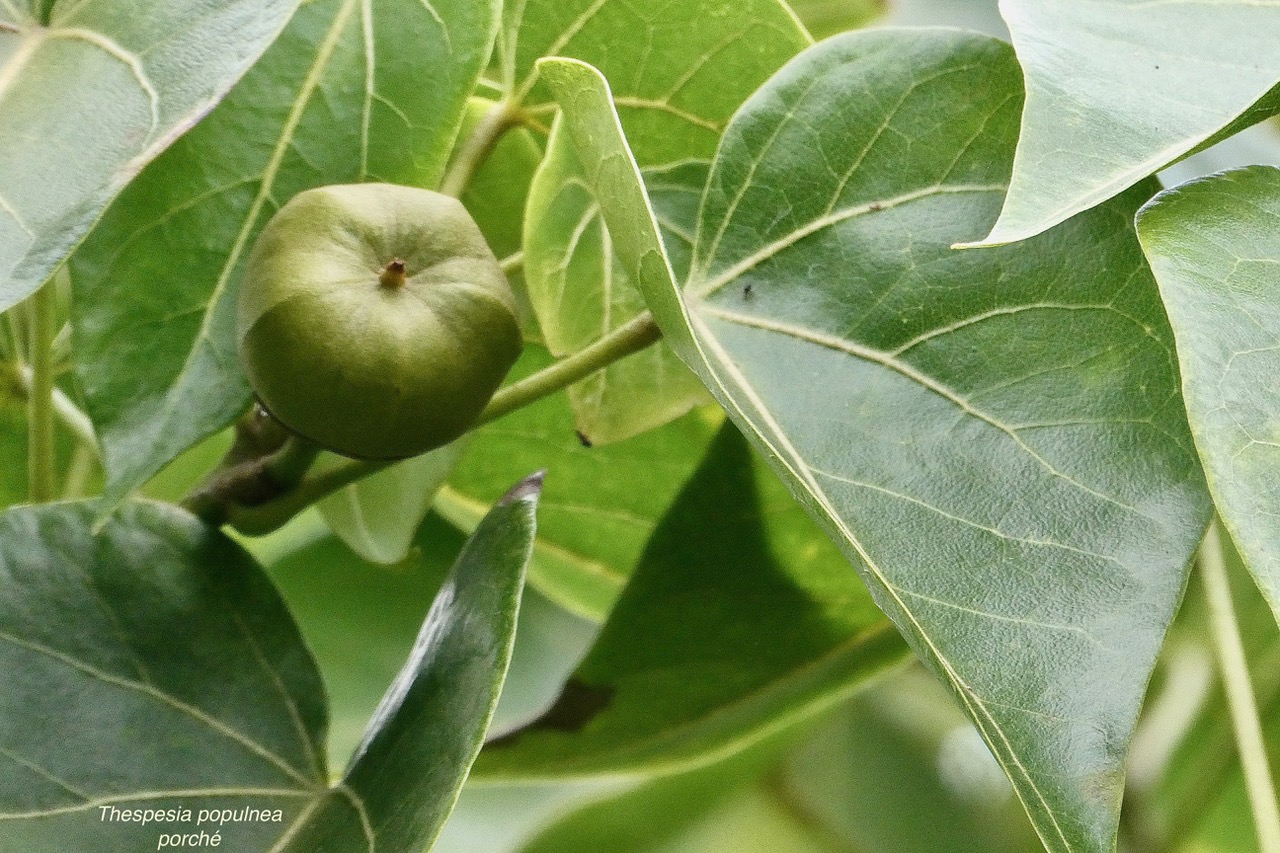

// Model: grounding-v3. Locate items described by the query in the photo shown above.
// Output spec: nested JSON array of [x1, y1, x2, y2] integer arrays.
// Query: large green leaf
[[440, 345, 720, 621], [973, 0, 1280, 246], [512, 0, 808, 443], [0, 500, 327, 850], [538, 29, 1210, 853], [70, 0, 499, 511], [277, 473, 540, 852], [0, 0, 297, 310], [475, 425, 905, 779], [1136, 166, 1280, 624]]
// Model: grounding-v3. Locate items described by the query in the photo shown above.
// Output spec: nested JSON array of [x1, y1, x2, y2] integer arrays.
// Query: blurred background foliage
[[3, 0, 1275, 850]]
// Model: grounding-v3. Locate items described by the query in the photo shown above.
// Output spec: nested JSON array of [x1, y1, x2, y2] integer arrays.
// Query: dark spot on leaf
[[575, 429, 593, 448], [868, 202, 883, 211], [485, 678, 615, 747], [742, 284, 753, 299]]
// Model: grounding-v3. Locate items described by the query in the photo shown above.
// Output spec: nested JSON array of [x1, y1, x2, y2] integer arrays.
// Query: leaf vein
[[0, 787, 312, 821], [0, 629, 315, 788], [701, 303, 1152, 522]]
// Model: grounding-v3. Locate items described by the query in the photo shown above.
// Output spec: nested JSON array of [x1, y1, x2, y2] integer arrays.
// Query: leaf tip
[[499, 470, 545, 506]]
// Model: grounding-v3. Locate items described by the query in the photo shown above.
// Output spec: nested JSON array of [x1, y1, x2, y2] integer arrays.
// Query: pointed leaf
[[70, 0, 499, 511], [510, 0, 808, 442], [0, 482, 540, 850], [974, 0, 1280, 246], [475, 426, 905, 779], [1137, 165, 1280, 624], [0, 500, 328, 850], [276, 473, 541, 851], [0, 0, 297, 310], [539, 32, 1210, 853]]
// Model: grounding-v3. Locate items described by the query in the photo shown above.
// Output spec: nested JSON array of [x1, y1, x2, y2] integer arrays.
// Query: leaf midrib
[[699, 303, 1157, 525], [0, 628, 318, 789], [690, 183, 1007, 299]]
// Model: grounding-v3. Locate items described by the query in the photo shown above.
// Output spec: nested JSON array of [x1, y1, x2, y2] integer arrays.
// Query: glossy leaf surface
[[976, 0, 1280, 245], [0, 476, 539, 851], [1137, 165, 1280, 623], [70, 0, 498, 511], [278, 474, 541, 851], [0, 0, 296, 309], [539, 30, 1210, 852]]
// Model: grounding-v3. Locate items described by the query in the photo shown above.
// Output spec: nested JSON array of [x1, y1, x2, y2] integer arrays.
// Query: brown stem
[[181, 405, 320, 525]]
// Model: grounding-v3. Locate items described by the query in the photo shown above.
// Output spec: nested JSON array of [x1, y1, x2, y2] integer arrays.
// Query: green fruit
[[236, 183, 522, 460]]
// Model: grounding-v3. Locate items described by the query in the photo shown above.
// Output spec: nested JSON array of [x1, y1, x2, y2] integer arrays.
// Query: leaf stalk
[[24, 277, 58, 503], [1201, 521, 1280, 853], [440, 99, 524, 198]]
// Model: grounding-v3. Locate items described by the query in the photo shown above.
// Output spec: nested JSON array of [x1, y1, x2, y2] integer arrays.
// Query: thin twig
[[1201, 521, 1280, 853], [24, 279, 58, 502]]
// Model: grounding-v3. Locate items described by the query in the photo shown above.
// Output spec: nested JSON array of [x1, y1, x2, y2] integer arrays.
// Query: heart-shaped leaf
[[1137, 165, 1280, 624], [974, 0, 1280, 246], [538, 29, 1210, 853], [70, 0, 499, 512], [0, 0, 297, 310]]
